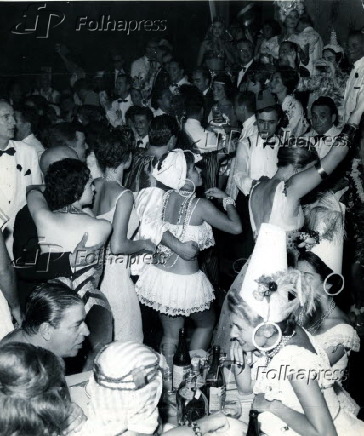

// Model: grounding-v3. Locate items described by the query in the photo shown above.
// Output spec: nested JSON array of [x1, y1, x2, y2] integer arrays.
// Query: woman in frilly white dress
[[228, 223, 364, 436], [135, 149, 242, 353], [297, 250, 360, 417]]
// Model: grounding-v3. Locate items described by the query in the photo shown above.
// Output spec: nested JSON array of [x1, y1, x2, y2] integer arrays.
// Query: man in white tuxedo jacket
[[0, 100, 42, 258]]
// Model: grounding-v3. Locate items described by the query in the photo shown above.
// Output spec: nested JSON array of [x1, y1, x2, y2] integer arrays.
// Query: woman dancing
[[93, 128, 153, 343], [135, 149, 241, 355], [27, 158, 112, 369], [215, 91, 364, 353]]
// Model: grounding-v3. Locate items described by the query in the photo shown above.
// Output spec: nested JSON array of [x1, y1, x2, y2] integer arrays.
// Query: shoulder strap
[[115, 188, 132, 205]]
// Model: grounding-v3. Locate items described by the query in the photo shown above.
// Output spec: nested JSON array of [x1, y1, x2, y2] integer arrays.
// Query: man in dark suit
[[192, 67, 214, 128], [235, 39, 261, 90]]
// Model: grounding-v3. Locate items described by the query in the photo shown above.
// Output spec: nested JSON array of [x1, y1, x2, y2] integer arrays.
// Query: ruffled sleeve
[[135, 187, 166, 245], [315, 324, 360, 353]]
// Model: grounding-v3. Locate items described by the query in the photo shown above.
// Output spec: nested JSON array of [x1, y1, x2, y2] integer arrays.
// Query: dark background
[[0, 1, 363, 91]]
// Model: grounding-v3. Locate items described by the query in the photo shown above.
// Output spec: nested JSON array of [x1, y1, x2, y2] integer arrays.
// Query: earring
[[252, 321, 282, 352], [178, 178, 196, 197], [323, 272, 344, 296]]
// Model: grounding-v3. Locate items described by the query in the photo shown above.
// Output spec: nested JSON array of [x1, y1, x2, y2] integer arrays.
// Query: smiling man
[[1, 282, 89, 360], [307, 96, 341, 158]]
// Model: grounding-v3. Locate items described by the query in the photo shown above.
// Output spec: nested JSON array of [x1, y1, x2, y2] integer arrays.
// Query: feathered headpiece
[[323, 30, 344, 55], [303, 192, 345, 273], [275, 0, 305, 22]]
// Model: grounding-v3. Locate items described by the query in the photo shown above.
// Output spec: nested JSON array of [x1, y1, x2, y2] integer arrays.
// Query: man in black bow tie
[[105, 74, 132, 127], [236, 39, 259, 89], [0, 100, 42, 258], [232, 91, 281, 198]]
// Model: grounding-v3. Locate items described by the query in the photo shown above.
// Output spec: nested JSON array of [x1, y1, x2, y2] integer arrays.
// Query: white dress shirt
[[233, 132, 279, 196], [136, 135, 149, 149], [237, 59, 253, 88], [305, 125, 342, 158], [226, 115, 258, 199], [184, 118, 219, 153], [106, 95, 132, 127], [343, 56, 364, 123], [0, 140, 42, 257], [152, 108, 166, 117], [22, 134, 45, 160]]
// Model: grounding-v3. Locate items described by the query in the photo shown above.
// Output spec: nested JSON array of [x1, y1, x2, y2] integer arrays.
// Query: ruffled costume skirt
[[135, 265, 215, 317]]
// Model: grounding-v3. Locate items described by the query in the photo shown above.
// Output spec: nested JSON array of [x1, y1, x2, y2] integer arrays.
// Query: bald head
[[40, 146, 78, 175]]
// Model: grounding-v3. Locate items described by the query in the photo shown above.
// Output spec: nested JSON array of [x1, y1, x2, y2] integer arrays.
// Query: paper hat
[[94, 341, 160, 390], [310, 202, 345, 274], [240, 223, 288, 322], [323, 30, 344, 55]]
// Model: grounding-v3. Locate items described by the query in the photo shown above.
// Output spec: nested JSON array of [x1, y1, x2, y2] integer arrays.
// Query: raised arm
[[199, 189, 242, 234], [233, 139, 253, 196], [287, 99, 364, 200], [27, 188, 52, 224]]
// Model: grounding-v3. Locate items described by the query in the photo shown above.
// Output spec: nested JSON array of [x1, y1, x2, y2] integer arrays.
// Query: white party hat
[[240, 223, 288, 322]]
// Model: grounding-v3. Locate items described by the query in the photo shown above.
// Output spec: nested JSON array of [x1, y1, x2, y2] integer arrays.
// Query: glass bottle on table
[[246, 409, 260, 436], [204, 345, 226, 414], [173, 328, 191, 391], [176, 372, 208, 426], [191, 357, 205, 388]]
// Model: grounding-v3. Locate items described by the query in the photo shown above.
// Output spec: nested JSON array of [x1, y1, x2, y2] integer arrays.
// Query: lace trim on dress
[[316, 324, 360, 353]]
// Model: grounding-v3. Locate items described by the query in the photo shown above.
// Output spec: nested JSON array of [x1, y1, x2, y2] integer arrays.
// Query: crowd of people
[[0, 0, 364, 434]]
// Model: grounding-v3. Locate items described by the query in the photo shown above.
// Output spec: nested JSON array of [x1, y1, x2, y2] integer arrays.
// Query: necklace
[[264, 329, 296, 366], [53, 204, 85, 215], [103, 172, 119, 182], [307, 299, 336, 334]]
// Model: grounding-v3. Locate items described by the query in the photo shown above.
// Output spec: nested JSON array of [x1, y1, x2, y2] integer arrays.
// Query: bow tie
[[0, 147, 15, 157], [117, 98, 128, 103], [314, 134, 327, 142], [171, 83, 179, 88], [137, 140, 144, 146], [241, 66, 247, 73], [263, 139, 276, 148]]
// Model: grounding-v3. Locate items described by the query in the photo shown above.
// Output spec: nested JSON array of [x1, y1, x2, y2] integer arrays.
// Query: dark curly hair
[[94, 128, 133, 171], [0, 342, 71, 436], [43, 158, 90, 210]]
